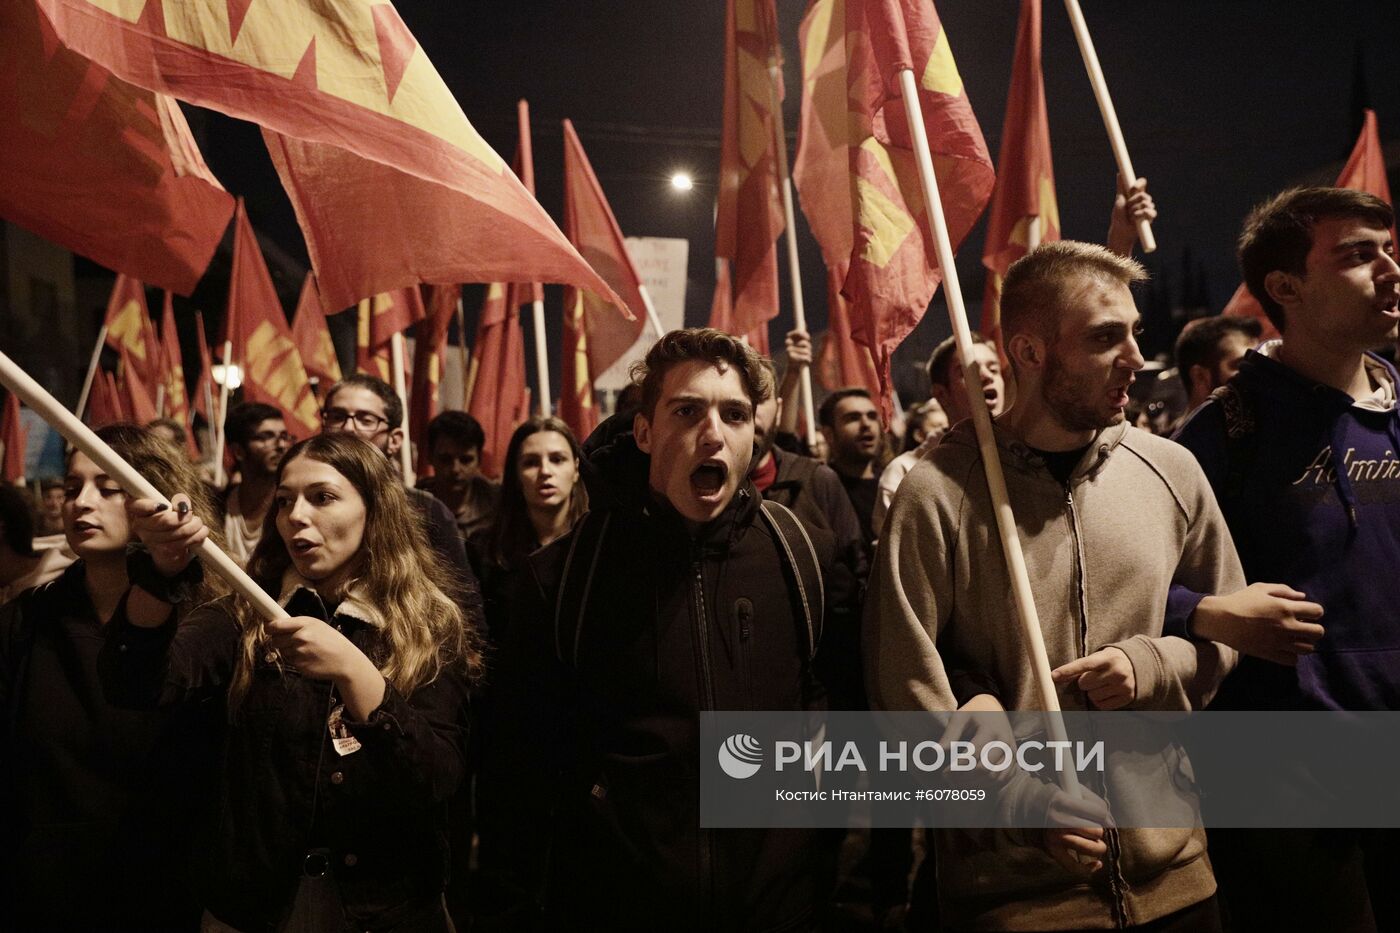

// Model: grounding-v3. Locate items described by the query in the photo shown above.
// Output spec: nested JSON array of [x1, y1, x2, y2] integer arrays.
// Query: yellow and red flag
[[560, 119, 646, 440], [103, 275, 159, 386], [467, 283, 530, 481], [816, 263, 881, 397], [0, 393, 25, 484], [796, 0, 994, 415], [1222, 108, 1395, 340], [291, 275, 343, 389], [356, 287, 425, 384], [410, 284, 459, 478], [709, 258, 771, 353], [33, 0, 625, 315], [158, 291, 200, 457], [119, 347, 158, 424], [0, 1, 233, 294], [226, 201, 319, 439], [715, 0, 785, 343], [981, 0, 1058, 353]]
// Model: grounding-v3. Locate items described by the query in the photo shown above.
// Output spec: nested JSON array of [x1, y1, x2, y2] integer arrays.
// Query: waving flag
[[0, 1, 233, 293], [817, 263, 881, 397], [411, 284, 459, 477], [157, 291, 200, 457], [34, 0, 624, 315], [103, 275, 159, 386], [192, 310, 216, 430], [290, 275, 343, 388], [467, 283, 530, 480], [356, 287, 425, 384], [119, 347, 159, 424], [0, 393, 25, 484]]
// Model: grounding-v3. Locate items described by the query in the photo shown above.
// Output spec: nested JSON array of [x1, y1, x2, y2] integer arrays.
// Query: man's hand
[[784, 328, 813, 369], [1107, 175, 1156, 257], [127, 494, 208, 577], [1190, 583, 1325, 666], [1051, 648, 1135, 710], [940, 693, 1016, 784], [1044, 787, 1112, 876]]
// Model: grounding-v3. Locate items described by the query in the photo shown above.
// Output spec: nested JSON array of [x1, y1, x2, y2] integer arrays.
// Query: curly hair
[[629, 328, 774, 419]]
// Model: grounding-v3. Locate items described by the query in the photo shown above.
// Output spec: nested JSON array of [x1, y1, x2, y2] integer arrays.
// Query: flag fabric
[[356, 287, 425, 384], [708, 258, 772, 353], [981, 0, 1059, 353], [410, 284, 459, 477], [467, 284, 530, 481], [158, 291, 200, 458], [816, 263, 882, 398], [715, 0, 785, 339], [0, 1, 234, 294], [119, 348, 159, 424], [795, 0, 994, 416], [34, 0, 625, 315], [291, 275, 343, 388], [558, 120, 646, 439], [192, 310, 215, 428], [226, 201, 319, 439], [0, 393, 25, 484], [87, 370, 122, 428], [1222, 108, 1395, 339], [103, 275, 160, 385]]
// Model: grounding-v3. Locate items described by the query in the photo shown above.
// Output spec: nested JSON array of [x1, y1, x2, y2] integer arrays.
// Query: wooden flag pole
[[768, 63, 818, 440], [211, 339, 233, 487], [75, 324, 108, 421], [390, 332, 414, 484], [1027, 216, 1043, 253], [638, 284, 666, 343], [896, 67, 1077, 795], [455, 295, 469, 410], [155, 384, 166, 419], [531, 298, 552, 416], [0, 349, 286, 621], [1063, 0, 1155, 254]]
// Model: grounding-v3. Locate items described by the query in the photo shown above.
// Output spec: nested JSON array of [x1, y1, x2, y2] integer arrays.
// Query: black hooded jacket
[[487, 431, 826, 931]]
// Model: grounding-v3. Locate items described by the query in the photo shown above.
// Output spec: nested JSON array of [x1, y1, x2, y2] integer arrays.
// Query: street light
[[670, 171, 694, 192]]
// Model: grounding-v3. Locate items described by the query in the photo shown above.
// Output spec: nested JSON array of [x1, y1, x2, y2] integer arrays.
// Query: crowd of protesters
[[1, 182, 1397, 933]]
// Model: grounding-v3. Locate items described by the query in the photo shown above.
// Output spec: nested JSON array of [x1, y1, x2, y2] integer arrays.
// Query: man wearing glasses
[[222, 402, 291, 566]]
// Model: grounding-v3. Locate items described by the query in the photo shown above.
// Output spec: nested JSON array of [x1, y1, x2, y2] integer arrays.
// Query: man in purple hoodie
[[1174, 186, 1400, 931]]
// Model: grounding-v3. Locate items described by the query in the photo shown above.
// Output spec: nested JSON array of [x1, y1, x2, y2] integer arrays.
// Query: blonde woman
[[104, 432, 481, 932]]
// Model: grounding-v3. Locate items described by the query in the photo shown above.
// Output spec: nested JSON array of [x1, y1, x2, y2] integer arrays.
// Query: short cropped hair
[[1238, 187, 1394, 332], [1000, 241, 1148, 343], [426, 410, 485, 453], [1174, 315, 1263, 377], [926, 331, 995, 391], [629, 328, 774, 419], [324, 373, 403, 429], [225, 402, 283, 448], [147, 417, 188, 445], [0, 486, 35, 557], [819, 387, 872, 430]]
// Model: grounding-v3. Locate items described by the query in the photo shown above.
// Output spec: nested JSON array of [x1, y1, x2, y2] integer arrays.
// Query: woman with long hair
[[1, 424, 228, 931], [103, 432, 481, 932]]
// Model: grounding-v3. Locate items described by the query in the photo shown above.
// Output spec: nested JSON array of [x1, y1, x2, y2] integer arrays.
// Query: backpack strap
[[759, 499, 825, 662], [553, 510, 612, 668]]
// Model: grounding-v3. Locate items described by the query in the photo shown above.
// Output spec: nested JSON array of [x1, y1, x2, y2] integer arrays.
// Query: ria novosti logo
[[718, 733, 764, 779]]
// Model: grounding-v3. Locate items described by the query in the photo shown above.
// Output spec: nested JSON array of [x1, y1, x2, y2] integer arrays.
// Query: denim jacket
[[100, 573, 471, 932]]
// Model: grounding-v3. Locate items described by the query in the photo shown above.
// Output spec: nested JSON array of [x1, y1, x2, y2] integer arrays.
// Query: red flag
[[411, 284, 459, 477], [356, 287, 425, 384], [796, 0, 994, 417], [158, 291, 199, 458], [192, 310, 215, 429], [467, 284, 530, 480], [817, 263, 882, 397], [0, 393, 25, 484], [709, 259, 772, 353], [291, 275, 343, 388], [0, 1, 233, 294], [981, 0, 1058, 352], [103, 275, 159, 385], [34, 0, 625, 316], [226, 201, 319, 439], [119, 348, 158, 424], [1223, 109, 1395, 339], [715, 0, 785, 338], [561, 120, 646, 375], [104, 371, 128, 423], [86, 370, 121, 428]]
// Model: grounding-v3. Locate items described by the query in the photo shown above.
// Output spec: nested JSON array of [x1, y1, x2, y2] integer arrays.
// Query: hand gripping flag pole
[[0, 349, 287, 623], [894, 66, 1079, 796], [1063, 0, 1156, 254]]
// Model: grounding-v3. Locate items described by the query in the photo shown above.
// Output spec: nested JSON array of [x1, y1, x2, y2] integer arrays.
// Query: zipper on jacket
[[689, 545, 717, 923], [1065, 485, 1129, 929]]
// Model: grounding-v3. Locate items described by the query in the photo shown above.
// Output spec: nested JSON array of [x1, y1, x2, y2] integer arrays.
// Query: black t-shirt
[[837, 472, 880, 549], [1029, 443, 1093, 488]]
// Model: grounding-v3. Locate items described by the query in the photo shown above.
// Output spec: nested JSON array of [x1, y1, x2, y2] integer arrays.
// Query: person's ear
[[633, 411, 652, 454], [1263, 270, 1301, 313], [1188, 363, 1213, 399], [386, 428, 404, 457], [1006, 332, 1045, 373]]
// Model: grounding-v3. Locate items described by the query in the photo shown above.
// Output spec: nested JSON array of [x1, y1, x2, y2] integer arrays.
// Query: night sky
[[187, 0, 1400, 399]]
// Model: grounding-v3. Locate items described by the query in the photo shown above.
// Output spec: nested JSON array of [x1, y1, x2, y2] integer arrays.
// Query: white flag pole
[[531, 298, 552, 416], [896, 67, 1077, 795], [75, 324, 108, 421], [1063, 0, 1156, 254], [767, 62, 818, 441], [638, 285, 667, 342], [390, 332, 414, 485], [0, 349, 286, 621], [211, 340, 233, 487]]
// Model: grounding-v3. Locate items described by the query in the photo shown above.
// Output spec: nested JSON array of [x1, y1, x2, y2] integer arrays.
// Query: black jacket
[[490, 433, 825, 932], [99, 583, 471, 932]]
